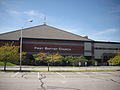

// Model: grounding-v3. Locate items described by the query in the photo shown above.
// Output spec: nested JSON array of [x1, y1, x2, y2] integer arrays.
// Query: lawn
[[0, 62, 16, 66]]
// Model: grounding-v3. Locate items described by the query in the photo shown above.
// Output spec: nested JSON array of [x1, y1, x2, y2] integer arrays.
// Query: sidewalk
[[0, 66, 120, 71]]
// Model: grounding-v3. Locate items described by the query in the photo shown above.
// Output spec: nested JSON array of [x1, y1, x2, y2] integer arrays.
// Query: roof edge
[[22, 37, 94, 42], [45, 25, 93, 41], [0, 25, 45, 36], [94, 41, 120, 44]]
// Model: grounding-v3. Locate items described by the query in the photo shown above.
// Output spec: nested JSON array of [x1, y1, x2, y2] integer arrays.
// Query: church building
[[0, 24, 120, 62]]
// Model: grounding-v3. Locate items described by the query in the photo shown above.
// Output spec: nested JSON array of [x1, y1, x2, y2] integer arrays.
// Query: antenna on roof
[[43, 16, 47, 25]]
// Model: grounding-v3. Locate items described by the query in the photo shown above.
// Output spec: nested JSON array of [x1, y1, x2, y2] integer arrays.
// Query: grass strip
[[0, 62, 16, 66]]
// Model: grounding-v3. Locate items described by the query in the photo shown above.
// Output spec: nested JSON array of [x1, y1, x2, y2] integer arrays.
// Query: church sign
[[22, 38, 84, 55], [34, 46, 72, 51]]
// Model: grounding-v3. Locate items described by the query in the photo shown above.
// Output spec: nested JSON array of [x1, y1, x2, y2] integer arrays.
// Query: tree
[[46, 53, 63, 65], [87, 59, 97, 66], [108, 51, 120, 66], [33, 53, 48, 66], [108, 55, 120, 65], [46, 53, 63, 71], [33, 53, 63, 71], [21, 54, 35, 65], [0, 43, 21, 70], [74, 56, 88, 66], [61, 56, 74, 66], [62, 56, 88, 66]]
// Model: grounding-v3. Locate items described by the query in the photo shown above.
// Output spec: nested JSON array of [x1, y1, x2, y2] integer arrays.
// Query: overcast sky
[[0, 0, 120, 42]]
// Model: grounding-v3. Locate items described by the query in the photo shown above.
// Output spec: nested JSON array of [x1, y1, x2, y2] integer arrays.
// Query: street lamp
[[20, 20, 33, 71]]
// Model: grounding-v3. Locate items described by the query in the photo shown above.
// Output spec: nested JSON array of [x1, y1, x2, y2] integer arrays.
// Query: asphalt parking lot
[[0, 71, 120, 90]]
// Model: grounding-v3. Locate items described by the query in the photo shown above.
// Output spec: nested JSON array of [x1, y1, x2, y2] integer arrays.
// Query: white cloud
[[7, 10, 20, 15], [24, 10, 38, 16], [6, 9, 45, 18], [24, 10, 44, 17], [90, 28, 119, 36]]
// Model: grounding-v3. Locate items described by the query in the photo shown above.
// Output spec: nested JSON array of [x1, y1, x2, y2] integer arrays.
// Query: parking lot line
[[55, 72, 66, 78], [11, 72, 19, 77], [38, 72, 40, 79]]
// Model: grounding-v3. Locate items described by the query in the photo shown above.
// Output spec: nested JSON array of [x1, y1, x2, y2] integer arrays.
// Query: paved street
[[0, 71, 120, 90]]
